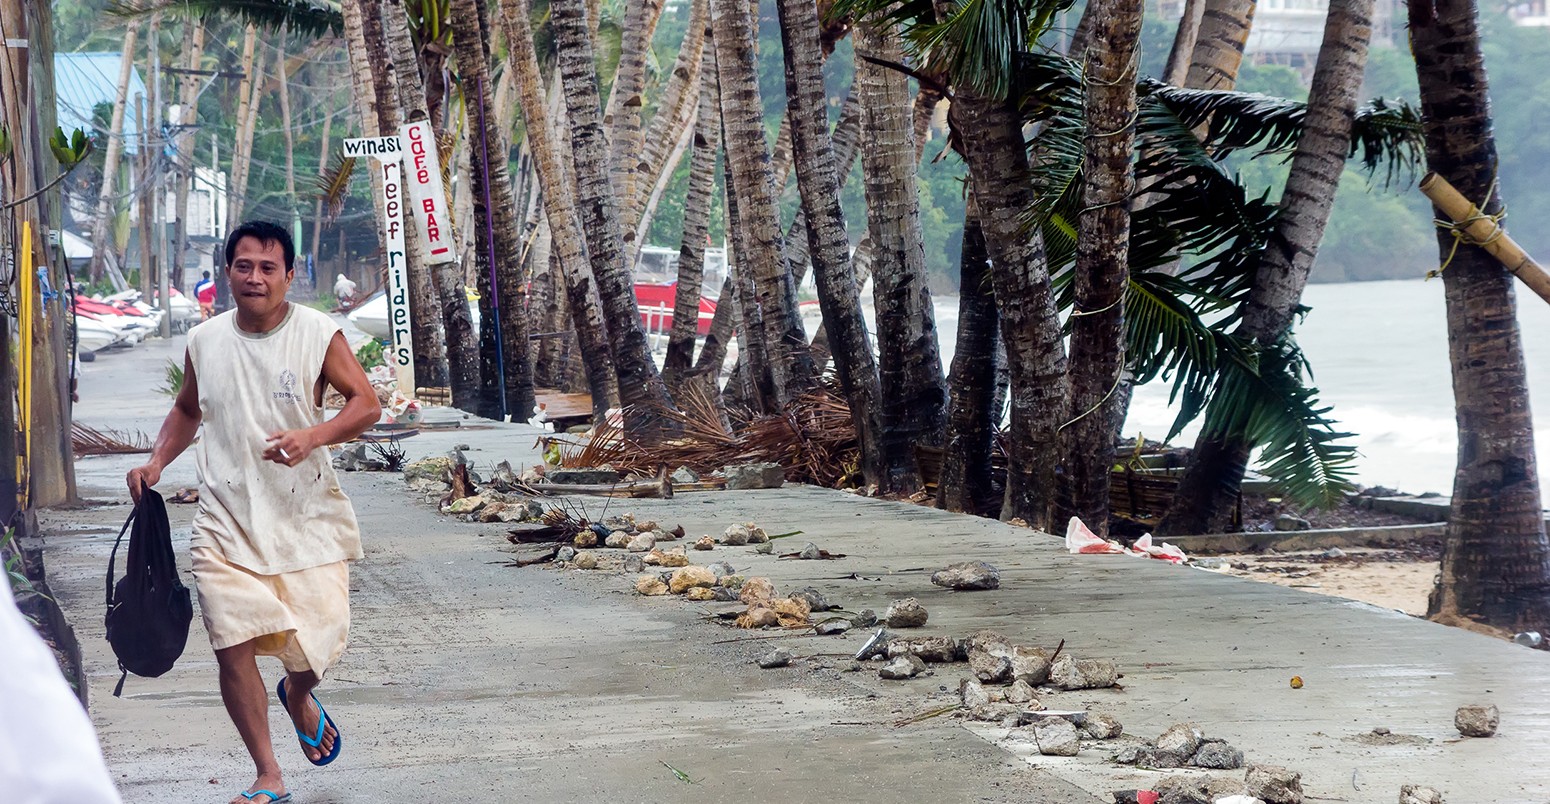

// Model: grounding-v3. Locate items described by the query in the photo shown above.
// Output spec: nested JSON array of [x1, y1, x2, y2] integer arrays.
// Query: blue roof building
[[54, 52, 147, 154]]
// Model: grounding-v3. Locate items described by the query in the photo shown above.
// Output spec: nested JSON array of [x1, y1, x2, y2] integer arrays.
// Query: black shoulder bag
[[104, 487, 193, 696]]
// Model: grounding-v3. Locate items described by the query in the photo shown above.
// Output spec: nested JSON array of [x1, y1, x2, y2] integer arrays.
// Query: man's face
[[226, 236, 292, 317]]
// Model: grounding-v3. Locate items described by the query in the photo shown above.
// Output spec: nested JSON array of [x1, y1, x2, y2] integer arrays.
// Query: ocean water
[[921, 278, 1549, 498]]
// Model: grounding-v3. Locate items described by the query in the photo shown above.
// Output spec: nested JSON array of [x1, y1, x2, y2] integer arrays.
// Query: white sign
[[380, 159, 416, 394], [399, 121, 455, 264], [343, 136, 402, 159]]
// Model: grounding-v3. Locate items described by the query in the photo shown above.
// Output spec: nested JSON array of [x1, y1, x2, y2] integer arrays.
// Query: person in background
[[195, 270, 217, 320], [333, 274, 357, 308]]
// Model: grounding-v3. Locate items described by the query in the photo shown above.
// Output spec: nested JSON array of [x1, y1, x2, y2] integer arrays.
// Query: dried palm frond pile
[[72, 423, 152, 456], [547, 387, 862, 489]]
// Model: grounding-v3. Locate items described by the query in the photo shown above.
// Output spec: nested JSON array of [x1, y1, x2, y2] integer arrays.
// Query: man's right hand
[[126, 464, 161, 503]]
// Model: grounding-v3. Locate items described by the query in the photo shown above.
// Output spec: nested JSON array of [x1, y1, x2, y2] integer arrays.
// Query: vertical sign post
[[399, 120, 455, 264], [380, 158, 415, 394]]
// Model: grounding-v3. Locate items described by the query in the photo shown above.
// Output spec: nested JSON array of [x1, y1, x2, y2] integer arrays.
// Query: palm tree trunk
[[631, 107, 698, 251], [855, 21, 946, 491], [1159, 0, 1375, 537], [1059, 0, 1143, 537], [551, 0, 676, 425], [309, 102, 333, 276], [277, 25, 298, 243], [1186, 0, 1257, 91], [88, 20, 139, 282], [228, 26, 261, 225], [710, 0, 816, 410], [606, 0, 666, 210], [783, 89, 859, 291], [777, 0, 889, 488], [453, 0, 537, 420], [1165, 0, 1209, 86], [501, 0, 621, 417], [1410, 0, 1550, 633], [949, 90, 1070, 530], [663, 19, 721, 392], [172, 18, 203, 292], [938, 210, 999, 515], [628, 0, 711, 233]]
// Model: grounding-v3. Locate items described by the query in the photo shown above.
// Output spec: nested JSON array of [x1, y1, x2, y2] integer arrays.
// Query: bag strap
[[105, 488, 144, 607]]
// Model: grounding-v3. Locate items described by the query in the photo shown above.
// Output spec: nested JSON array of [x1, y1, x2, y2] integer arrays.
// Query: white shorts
[[191, 545, 351, 675]]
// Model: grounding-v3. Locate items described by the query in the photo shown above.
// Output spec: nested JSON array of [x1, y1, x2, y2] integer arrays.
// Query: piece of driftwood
[[529, 467, 674, 499], [1420, 171, 1550, 307], [509, 544, 561, 566], [506, 523, 569, 544]]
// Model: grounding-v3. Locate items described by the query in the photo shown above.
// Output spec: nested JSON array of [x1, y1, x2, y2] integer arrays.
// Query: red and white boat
[[632, 245, 727, 337]]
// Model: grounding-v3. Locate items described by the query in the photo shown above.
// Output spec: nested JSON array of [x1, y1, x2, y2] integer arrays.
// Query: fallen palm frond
[[72, 423, 152, 456], [547, 387, 862, 489]]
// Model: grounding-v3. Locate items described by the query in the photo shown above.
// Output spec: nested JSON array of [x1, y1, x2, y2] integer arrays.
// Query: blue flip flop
[[240, 791, 291, 803], [276, 677, 343, 766]]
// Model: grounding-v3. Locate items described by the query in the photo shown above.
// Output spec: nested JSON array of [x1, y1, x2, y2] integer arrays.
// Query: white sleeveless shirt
[[187, 304, 364, 574]]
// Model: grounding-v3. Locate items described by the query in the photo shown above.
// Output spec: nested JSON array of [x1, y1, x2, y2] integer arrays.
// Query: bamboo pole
[[1420, 171, 1550, 308]]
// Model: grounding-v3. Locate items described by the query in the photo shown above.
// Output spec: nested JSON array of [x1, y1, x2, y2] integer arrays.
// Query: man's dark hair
[[224, 221, 294, 273], [202, 270, 211, 279]]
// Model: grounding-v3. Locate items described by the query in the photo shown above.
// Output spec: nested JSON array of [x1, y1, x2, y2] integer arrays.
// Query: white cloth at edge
[[188, 304, 363, 574], [0, 588, 122, 804]]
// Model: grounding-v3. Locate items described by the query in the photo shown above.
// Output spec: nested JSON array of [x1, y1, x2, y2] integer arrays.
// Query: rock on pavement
[[1083, 712, 1123, 740], [879, 654, 926, 680], [724, 462, 785, 490], [1032, 718, 1080, 756], [626, 532, 656, 552], [634, 575, 669, 596], [757, 648, 793, 668], [1454, 704, 1499, 737], [573, 551, 598, 570], [669, 566, 716, 594], [1399, 785, 1445, 804], [1246, 764, 1303, 804], [930, 561, 1002, 590], [884, 598, 929, 628], [1049, 654, 1118, 689]]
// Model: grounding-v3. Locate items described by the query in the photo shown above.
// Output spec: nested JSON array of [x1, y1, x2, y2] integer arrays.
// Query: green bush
[[355, 339, 385, 370]]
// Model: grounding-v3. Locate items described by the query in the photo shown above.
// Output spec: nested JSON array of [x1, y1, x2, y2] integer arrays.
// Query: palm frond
[[1199, 337, 1357, 508], [108, 0, 343, 37], [313, 154, 356, 223]]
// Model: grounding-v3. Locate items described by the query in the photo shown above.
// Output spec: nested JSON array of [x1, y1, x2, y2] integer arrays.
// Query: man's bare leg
[[215, 641, 285, 804], [281, 669, 337, 763]]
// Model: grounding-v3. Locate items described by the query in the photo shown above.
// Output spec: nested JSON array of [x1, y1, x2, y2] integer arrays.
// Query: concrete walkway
[[42, 331, 1550, 802]]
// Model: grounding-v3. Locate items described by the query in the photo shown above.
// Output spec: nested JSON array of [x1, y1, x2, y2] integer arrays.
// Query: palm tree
[[777, 0, 889, 488], [1185, 0, 1257, 91], [1409, 0, 1550, 635], [499, 0, 621, 418], [87, 20, 138, 283], [451, 0, 535, 420], [854, 19, 947, 491], [605, 0, 665, 212], [1060, 0, 1143, 537], [710, 0, 816, 411], [550, 0, 676, 424], [625, 0, 708, 261], [1158, 0, 1377, 536], [938, 207, 1002, 515], [661, 14, 720, 392]]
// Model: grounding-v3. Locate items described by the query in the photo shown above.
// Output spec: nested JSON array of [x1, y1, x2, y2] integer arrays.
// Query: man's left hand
[[263, 430, 317, 467]]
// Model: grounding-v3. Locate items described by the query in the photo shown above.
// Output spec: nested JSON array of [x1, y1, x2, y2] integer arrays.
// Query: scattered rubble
[[961, 678, 992, 707], [707, 561, 736, 579], [1192, 740, 1246, 770], [1049, 654, 1118, 690], [815, 617, 851, 635], [1031, 717, 1081, 756], [605, 531, 631, 548], [968, 647, 1014, 684], [634, 575, 669, 596], [792, 587, 834, 612], [626, 532, 656, 552], [851, 609, 878, 628], [739, 577, 777, 604], [885, 598, 929, 628], [624, 554, 644, 573], [1155, 723, 1204, 765], [669, 566, 716, 594], [1454, 704, 1499, 737], [757, 648, 793, 669], [684, 587, 718, 601], [1399, 785, 1445, 804], [797, 542, 823, 560], [573, 531, 599, 549], [556, 546, 576, 562], [931, 561, 1002, 590], [1245, 765, 1302, 804], [721, 524, 751, 546], [1084, 712, 1124, 740], [723, 462, 785, 490], [573, 551, 598, 570], [879, 654, 926, 680], [693, 536, 715, 550], [888, 635, 960, 663], [549, 468, 622, 485], [1006, 679, 1037, 705], [855, 628, 894, 660]]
